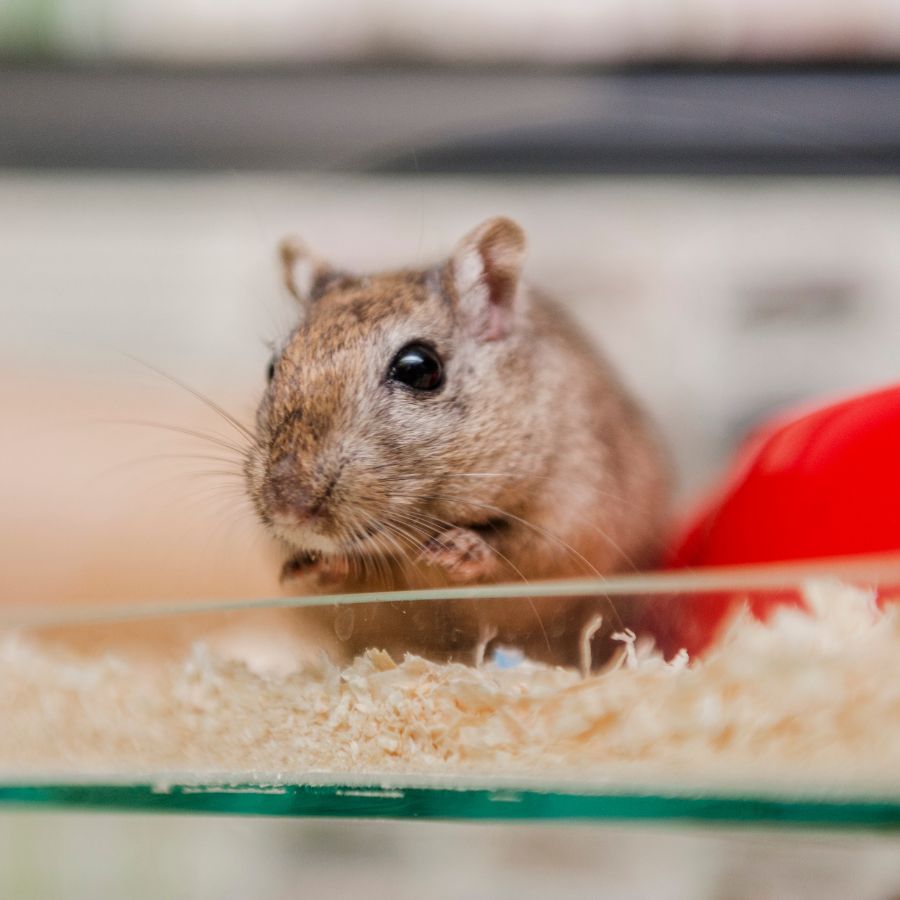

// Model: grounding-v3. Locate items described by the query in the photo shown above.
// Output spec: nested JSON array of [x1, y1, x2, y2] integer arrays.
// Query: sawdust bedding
[[1, 581, 898, 786]]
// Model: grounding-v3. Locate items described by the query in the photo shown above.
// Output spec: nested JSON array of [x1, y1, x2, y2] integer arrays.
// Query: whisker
[[95, 452, 245, 482], [353, 511, 396, 586], [379, 512, 427, 563], [121, 352, 260, 447], [92, 419, 250, 456], [382, 520, 424, 560]]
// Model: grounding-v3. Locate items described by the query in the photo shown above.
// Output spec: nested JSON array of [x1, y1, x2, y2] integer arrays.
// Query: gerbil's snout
[[263, 454, 333, 527]]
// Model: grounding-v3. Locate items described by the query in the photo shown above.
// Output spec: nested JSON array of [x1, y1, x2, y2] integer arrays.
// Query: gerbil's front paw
[[280, 552, 349, 589], [419, 527, 499, 583]]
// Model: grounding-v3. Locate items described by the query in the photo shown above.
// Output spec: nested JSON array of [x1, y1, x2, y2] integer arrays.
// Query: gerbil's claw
[[419, 527, 499, 583], [578, 614, 604, 679], [473, 622, 499, 668]]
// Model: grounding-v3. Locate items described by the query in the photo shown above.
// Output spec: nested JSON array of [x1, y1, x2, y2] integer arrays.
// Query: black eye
[[266, 358, 277, 383], [388, 343, 444, 392]]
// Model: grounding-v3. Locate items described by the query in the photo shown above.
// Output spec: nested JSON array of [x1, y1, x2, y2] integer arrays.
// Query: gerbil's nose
[[266, 456, 318, 523]]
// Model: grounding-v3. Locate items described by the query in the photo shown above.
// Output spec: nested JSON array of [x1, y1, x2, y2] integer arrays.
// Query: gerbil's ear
[[449, 217, 526, 341], [278, 236, 336, 306]]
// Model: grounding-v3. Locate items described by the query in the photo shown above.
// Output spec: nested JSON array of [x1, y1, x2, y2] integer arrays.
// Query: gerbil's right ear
[[449, 217, 526, 341], [278, 236, 336, 306]]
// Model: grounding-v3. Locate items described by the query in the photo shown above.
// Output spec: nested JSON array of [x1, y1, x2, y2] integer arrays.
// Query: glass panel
[[2, 558, 899, 828]]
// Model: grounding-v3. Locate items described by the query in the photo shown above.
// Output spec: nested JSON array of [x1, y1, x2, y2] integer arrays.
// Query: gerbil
[[245, 217, 671, 665]]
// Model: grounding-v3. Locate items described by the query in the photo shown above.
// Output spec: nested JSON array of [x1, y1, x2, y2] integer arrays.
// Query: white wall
[[3, 173, 898, 493]]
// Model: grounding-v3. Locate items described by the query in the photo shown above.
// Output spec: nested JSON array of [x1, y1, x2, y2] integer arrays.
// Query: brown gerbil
[[245, 217, 671, 665]]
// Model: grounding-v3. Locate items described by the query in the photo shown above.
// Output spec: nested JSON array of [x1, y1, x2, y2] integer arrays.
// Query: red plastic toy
[[653, 383, 900, 656]]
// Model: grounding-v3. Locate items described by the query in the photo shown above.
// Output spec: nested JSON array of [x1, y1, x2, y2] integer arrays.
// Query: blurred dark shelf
[[1, 64, 898, 174]]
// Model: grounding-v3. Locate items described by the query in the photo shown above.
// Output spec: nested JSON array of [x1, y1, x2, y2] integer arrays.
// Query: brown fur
[[246, 219, 672, 666]]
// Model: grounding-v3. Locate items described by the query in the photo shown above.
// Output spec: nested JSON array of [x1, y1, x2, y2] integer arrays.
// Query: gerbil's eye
[[388, 343, 444, 392], [266, 358, 277, 383]]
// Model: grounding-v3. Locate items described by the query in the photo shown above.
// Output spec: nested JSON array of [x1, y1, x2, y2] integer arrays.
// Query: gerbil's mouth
[[274, 518, 382, 563], [278, 521, 383, 583]]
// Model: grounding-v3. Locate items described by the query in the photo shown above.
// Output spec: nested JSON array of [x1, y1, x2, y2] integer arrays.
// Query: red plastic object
[[655, 383, 900, 656]]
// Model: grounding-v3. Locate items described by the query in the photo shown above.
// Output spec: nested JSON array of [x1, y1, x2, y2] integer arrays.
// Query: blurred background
[[2, 1, 900, 897]]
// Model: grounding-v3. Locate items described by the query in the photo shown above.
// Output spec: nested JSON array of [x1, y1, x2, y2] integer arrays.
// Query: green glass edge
[[1, 783, 899, 830]]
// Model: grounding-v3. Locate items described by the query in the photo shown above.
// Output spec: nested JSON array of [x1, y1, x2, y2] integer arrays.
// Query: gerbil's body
[[245, 218, 670, 663]]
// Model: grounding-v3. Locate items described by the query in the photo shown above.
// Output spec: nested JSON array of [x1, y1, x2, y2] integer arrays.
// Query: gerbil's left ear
[[278, 236, 336, 307], [449, 217, 526, 341]]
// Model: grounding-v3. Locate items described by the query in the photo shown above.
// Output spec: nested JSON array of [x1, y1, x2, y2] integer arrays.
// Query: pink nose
[[266, 456, 318, 522]]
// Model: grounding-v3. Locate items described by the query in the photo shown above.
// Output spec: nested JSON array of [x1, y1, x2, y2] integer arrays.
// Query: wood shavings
[[1, 580, 899, 785]]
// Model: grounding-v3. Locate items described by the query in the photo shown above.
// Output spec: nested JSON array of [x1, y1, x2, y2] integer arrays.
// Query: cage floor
[[4, 558, 900, 829]]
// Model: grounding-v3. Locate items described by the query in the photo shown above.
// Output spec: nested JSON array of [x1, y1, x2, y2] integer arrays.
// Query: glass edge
[[0, 781, 899, 830], [4, 552, 900, 629]]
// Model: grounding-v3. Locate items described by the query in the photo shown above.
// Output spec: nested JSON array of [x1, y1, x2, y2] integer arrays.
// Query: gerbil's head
[[246, 217, 537, 566]]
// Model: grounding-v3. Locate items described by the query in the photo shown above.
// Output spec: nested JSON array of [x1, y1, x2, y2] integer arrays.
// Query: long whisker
[[92, 419, 250, 456], [368, 515, 411, 563], [384, 508, 437, 550], [343, 518, 379, 583], [382, 518, 426, 560], [352, 510, 399, 586], [380, 511, 434, 562], [121, 352, 260, 448], [96, 452, 245, 481]]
